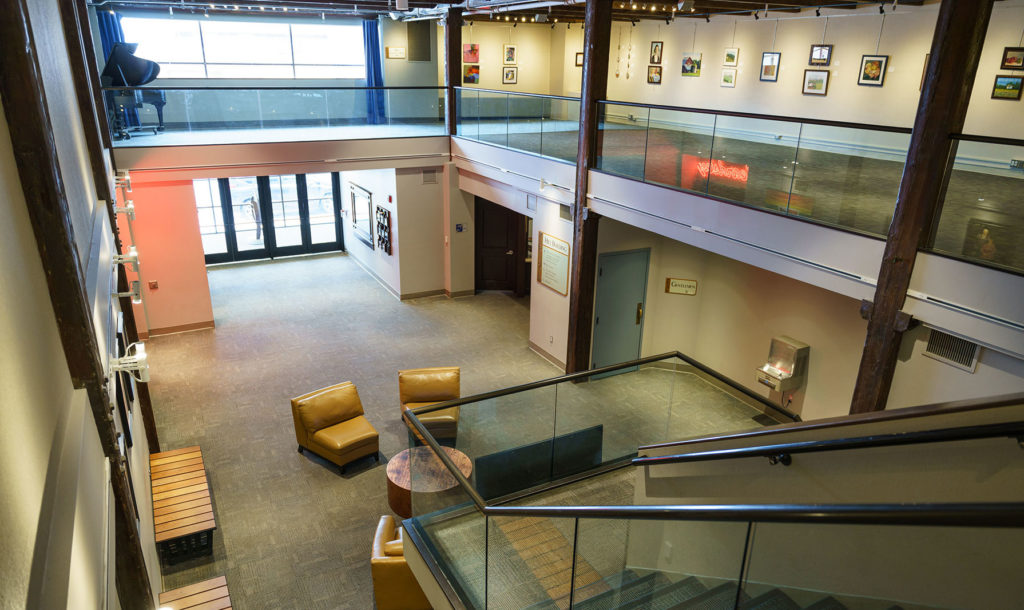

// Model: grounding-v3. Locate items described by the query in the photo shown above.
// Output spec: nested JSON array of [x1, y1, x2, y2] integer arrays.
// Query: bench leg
[[297, 445, 303, 454]]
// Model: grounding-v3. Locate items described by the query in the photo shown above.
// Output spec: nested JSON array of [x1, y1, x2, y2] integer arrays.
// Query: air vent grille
[[422, 169, 438, 184], [923, 329, 979, 373]]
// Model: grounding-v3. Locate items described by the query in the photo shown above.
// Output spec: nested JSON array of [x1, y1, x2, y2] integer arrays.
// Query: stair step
[[669, 582, 749, 610], [574, 572, 667, 610], [804, 596, 848, 610], [618, 576, 708, 610], [739, 588, 800, 610]]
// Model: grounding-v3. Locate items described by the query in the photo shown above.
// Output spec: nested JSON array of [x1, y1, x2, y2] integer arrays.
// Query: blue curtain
[[97, 11, 140, 127], [363, 19, 387, 125]]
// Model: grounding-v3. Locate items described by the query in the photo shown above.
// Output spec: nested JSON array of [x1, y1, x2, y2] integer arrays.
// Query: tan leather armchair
[[398, 367, 460, 443], [371, 515, 432, 610], [291, 381, 379, 472]]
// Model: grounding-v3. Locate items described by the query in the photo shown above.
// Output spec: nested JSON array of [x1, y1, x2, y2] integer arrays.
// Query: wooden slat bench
[[158, 576, 232, 610], [151, 445, 216, 564]]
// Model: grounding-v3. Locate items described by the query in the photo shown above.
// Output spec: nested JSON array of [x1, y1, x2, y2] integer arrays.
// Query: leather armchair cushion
[[371, 516, 431, 610], [296, 382, 365, 434], [399, 367, 460, 405], [312, 416, 378, 452], [402, 402, 459, 425]]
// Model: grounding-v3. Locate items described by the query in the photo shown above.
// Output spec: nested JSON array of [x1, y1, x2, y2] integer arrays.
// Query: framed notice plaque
[[665, 277, 698, 295], [537, 232, 570, 296]]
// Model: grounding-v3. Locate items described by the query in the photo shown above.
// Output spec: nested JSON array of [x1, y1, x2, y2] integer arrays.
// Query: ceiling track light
[[815, 7, 821, 16], [879, 3, 885, 13], [705, 14, 710, 23], [114, 201, 136, 221], [753, 10, 759, 20], [111, 342, 150, 383], [114, 280, 144, 306]]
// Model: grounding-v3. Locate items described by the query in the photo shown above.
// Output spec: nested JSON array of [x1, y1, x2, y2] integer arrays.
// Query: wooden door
[[475, 197, 520, 292]]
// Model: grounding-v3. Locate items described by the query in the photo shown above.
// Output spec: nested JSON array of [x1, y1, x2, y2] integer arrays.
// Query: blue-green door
[[591, 249, 650, 373]]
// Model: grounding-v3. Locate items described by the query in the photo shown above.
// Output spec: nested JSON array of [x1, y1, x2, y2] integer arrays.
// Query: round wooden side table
[[386, 446, 473, 519]]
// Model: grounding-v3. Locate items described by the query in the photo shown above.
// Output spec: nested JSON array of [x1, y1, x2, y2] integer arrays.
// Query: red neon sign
[[681, 154, 750, 188]]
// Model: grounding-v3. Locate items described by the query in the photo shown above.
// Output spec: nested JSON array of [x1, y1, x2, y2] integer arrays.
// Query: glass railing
[[596, 101, 913, 238], [928, 135, 1024, 275], [455, 86, 581, 164], [102, 86, 445, 146]]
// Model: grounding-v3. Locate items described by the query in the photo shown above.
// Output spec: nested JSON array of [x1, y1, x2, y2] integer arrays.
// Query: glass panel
[[192, 178, 227, 255], [456, 88, 480, 140], [200, 21, 293, 65], [707, 115, 800, 211], [227, 177, 264, 252], [790, 125, 908, 236], [507, 95, 544, 156], [290, 23, 365, 66], [646, 109, 716, 194], [450, 385, 556, 501], [575, 518, 749, 609], [305, 173, 337, 245], [932, 140, 1024, 273], [541, 97, 580, 164], [597, 103, 650, 180], [386, 88, 444, 134], [741, 523, 1023, 609], [553, 362, 673, 464], [268, 175, 302, 247], [488, 515, 576, 609], [477, 91, 509, 148], [407, 444, 485, 609]]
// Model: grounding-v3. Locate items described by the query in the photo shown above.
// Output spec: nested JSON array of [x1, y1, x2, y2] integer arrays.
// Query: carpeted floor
[[146, 253, 775, 609]]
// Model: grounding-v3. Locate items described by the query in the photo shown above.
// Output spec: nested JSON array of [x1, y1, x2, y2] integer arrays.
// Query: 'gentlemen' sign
[[665, 278, 698, 296]]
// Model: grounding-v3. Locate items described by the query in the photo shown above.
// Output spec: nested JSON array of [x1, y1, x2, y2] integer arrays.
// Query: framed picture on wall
[[992, 75, 1023, 100], [647, 66, 662, 84], [760, 52, 781, 82], [502, 67, 518, 84], [575, 52, 584, 67], [681, 52, 702, 76], [802, 69, 830, 95], [650, 41, 664, 65], [809, 44, 833, 66], [919, 53, 930, 91], [1001, 47, 1024, 70], [721, 68, 737, 87], [463, 65, 480, 84], [503, 44, 517, 65], [723, 47, 739, 67], [462, 43, 479, 63], [349, 183, 374, 249], [961, 218, 1015, 266], [858, 54, 888, 86]]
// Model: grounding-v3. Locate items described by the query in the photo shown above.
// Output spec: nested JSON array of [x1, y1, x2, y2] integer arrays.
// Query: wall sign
[[385, 47, 406, 59], [665, 278, 698, 296], [537, 232, 570, 296]]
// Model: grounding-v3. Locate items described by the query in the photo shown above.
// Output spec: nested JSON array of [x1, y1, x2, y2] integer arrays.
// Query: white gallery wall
[[457, 1, 1024, 139]]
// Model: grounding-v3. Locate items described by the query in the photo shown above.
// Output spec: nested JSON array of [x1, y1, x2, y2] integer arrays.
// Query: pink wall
[[119, 179, 214, 336]]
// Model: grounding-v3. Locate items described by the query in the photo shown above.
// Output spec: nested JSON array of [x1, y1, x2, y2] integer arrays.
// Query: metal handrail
[[408, 350, 799, 421], [403, 408, 1024, 528], [598, 98, 913, 134], [454, 85, 581, 102], [101, 85, 444, 91], [951, 133, 1024, 147], [632, 420, 1024, 467]]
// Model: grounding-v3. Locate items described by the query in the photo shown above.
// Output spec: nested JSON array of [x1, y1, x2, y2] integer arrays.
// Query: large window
[[121, 17, 365, 79]]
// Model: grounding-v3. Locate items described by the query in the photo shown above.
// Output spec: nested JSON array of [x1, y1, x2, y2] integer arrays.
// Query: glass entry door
[[195, 172, 343, 264]]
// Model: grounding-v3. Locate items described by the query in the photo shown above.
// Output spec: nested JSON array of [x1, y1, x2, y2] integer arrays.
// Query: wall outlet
[[148, 281, 159, 290], [1010, 159, 1024, 170]]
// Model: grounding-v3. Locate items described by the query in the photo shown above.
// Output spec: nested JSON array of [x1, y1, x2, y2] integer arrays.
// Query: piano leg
[[153, 101, 166, 131]]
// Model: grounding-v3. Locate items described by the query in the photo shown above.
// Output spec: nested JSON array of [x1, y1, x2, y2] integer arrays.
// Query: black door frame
[[203, 172, 345, 264]]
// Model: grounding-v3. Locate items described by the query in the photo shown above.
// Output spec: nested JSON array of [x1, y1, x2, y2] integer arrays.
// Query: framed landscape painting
[[992, 75, 1023, 100], [681, 52, 702, 76], [761, 52, 780, 82], [802, 69, 830, 95], [723, 47, 739, 67], [809, 44, 833, 66], [858, 55, 888, 86], [721, 68, 737, 87]]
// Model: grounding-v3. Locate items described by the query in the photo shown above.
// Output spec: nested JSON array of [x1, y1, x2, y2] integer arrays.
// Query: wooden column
[[444, 7, 463, 136], [565, 0, 612, 373], [849, 0, 994, 414], [0, 2, 154, 608]]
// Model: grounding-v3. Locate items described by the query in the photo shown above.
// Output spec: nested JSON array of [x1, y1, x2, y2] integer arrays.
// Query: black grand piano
[[102, 42, 166, 140]]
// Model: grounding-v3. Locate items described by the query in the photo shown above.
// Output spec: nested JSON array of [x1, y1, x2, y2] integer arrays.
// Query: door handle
[[636, 302, 643, 325], [505, 249, 514, 255]]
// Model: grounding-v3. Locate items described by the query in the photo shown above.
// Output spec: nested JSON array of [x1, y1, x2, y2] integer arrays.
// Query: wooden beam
[[444, 7, 462, 136], [849, 0, 994, 414], [1, 3, 155, 607], [565, 0, 612, 374]]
